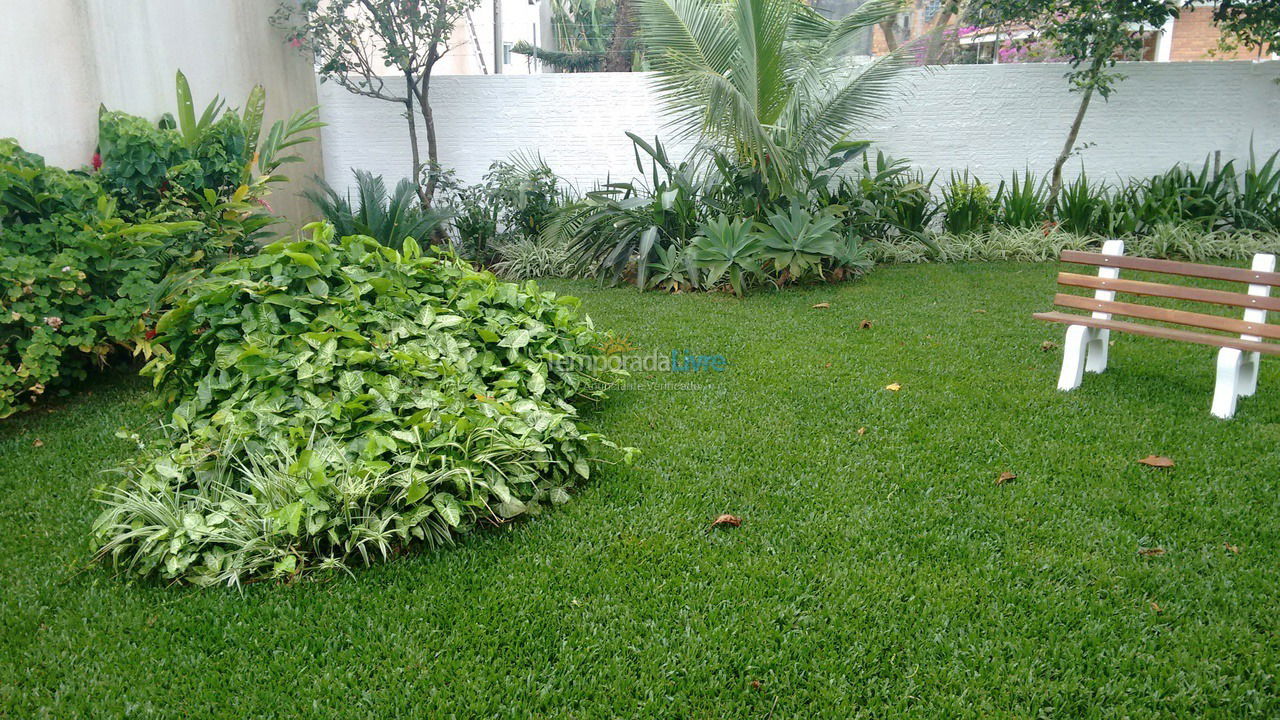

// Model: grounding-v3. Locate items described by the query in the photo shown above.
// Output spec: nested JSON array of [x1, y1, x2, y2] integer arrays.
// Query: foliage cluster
[[0, 72, 319, 418], [92, 224, 632, 585]]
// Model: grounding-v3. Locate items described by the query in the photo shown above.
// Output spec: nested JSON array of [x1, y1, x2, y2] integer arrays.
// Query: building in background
[[871, 1, 1276, 63], [435, 0, 554, 75]]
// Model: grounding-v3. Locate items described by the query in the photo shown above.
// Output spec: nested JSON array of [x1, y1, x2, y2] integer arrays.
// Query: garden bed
[[2, 262, 1278, 716]]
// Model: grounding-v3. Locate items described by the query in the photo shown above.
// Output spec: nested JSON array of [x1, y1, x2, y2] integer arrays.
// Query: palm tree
[[634, 0, 915, 189]]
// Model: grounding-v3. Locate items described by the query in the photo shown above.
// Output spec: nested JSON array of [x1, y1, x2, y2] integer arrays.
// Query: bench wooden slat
[[1053, 293, 1280, 340], [1060, 250, 1280, 287], [1058, 272, 1280, 313], [1033, 311, 1280, 355]]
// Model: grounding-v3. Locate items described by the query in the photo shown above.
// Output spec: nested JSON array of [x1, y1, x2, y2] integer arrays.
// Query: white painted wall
[[320, 61, 1280, 196], [0, 0, 323, 224]]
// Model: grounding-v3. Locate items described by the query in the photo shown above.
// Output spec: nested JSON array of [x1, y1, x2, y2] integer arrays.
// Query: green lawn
[[3, 262, 1279, 718]]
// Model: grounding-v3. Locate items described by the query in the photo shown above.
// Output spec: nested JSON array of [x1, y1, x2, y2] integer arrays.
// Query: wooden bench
[[1034, 239, 1280, 418]]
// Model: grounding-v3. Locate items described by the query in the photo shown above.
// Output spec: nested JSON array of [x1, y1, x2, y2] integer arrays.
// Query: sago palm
[[635, 0, 914, 189]]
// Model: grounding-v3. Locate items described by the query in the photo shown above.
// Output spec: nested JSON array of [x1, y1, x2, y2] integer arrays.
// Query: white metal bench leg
[[1059, 324, 1090, 390], [1056, 239, 1124, 392], [1213, 252, 1275, 418], [1239, 351, 1261, 397], [1085, 328, 1110, 374], [1212, 347, 1244, 419]]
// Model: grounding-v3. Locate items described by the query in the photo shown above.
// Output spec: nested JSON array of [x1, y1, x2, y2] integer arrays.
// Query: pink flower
[[43, 316, 64, 330], [256, 197, 274, 213], [91, 152, 102, 171], [289, 37, 303, 48]]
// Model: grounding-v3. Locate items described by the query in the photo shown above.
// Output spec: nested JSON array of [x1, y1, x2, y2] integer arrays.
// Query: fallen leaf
[[995, 471, 1016, 486], [32, 439, 43, 448], [859, 319, 873, 329], [1224, 542, 1240, 554], [885, 383, 901, 391], [1138, 455, 1175, 468], [973, 309, 987, 314], [750, 680, 762, 690], [1138, 547, 1166, 557], [1150, 601, 1162, 613], [1040, 340, 1058, 352], [812, 302, 830, 309], [710, 514, 742, 529], [823, 362, 831, 368], [857, 427, 867, 436]]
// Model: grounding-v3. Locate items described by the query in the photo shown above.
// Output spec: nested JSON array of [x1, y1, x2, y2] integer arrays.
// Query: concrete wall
[[319, 61, 1280, 195], [0, 0, 323, 225]]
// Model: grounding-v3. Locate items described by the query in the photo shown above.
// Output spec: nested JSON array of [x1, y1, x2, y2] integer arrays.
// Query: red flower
[[145, 329, 157, 341], [91, 152, 102, 171]]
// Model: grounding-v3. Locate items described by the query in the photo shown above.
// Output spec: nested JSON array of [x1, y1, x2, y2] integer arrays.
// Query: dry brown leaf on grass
[[857, 427, 867, 436], [1138, 547, 1166, 557], [859, 319, 873, 329], [1138, 455, 1175, 468], [710, 514, 742, 529], [973, 309, 987, 314], [995, 471, 1016, 486], [812, 302, 830, 309], [1224, 542, 1241, 554], [885, 383, 901, 392], [1040, 340, 1058, 352], [32, 438, 43, 448], [1150, 601, 1162, 614]]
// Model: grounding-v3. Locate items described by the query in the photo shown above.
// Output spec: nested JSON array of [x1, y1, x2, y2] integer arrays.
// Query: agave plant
[[304, 170, 448, 251], [646, 244, 697, 291], [689, 214, 763, 295], [755, 204, 841, 282], [635, 0, 914, 191]]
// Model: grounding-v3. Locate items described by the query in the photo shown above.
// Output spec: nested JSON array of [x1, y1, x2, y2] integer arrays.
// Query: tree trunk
[[604, 0, 635, 72], [924, 9, 956, 64], [879, 19, 899, 52], [411, 68, 440, 208], [1045, 85, 1093, 217], [1046, 54, 1108, 216], [405, 73, 426, 206]]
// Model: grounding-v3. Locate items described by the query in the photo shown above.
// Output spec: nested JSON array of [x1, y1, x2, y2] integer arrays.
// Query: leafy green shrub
[[92, 224, 632, 585], [846, 152, 939, 248], [555, 134, 705, 284], [0, 140, 202, 417], [440, 154, 568, 267], [941, 173, 997, 235], [0, 74, 319, 419], [305, 169, 449, 251]]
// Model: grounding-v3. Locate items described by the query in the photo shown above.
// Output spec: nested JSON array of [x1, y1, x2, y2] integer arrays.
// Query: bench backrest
[[1054, 240, 1280, 345]]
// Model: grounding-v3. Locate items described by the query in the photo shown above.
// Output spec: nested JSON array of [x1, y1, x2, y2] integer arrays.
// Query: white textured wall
[[320, 61, 1280, 195], [0, 0, 323, 224]]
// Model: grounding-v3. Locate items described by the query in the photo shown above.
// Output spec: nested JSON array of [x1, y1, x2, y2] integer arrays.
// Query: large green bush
[[0, 73, 319, 418], [92, 224, 632, 585], [0, 139, 203, 417]]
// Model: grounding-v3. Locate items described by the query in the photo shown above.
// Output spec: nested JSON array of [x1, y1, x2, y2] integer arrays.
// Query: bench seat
[[1033, 311, 1280, 355]]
